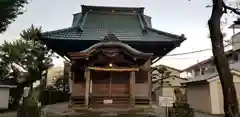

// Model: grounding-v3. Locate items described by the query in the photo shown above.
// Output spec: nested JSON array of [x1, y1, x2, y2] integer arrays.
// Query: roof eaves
[[40, 26, 82, 38], [162, 75, 188, 80], [154, 64, 181, 72], [207, 69, 240, 82], [144, 26, 186, 40], [152, 75, 187, 84], [182, 57, 213, 72], [231, 32, 240, 39], [182, 73, 218, 84], [181, 80, 208, 85], [0, 85, 17, 88], [232, 68, 240, 74]]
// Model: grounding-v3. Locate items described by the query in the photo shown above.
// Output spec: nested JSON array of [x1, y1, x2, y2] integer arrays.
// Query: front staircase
[[135, 98, 150, 105], [69, 96, 85, 109]]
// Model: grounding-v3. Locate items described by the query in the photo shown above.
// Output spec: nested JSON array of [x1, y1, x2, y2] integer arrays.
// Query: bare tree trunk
[[208, 0, 239, 117]]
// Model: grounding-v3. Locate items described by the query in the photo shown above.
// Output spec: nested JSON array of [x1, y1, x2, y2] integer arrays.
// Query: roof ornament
[[101, 33, 121, 42], [180, 34, 185, 39]]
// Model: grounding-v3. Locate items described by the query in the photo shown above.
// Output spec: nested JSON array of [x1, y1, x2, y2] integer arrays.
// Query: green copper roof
[[41, 5, 185, 42], [40, 5, 186, 57]]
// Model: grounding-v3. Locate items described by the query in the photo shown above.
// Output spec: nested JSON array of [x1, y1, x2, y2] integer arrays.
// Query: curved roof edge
[[72, 41, 153, 58]]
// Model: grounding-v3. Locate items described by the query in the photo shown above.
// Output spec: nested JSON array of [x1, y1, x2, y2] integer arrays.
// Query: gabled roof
[[41, 5, 185, 42], [153, 64, 181, 72], [182, 69, 240, 84], [182, 49, 240, 72], [40, 5, 186, 57], [152, 75, 187, 83]]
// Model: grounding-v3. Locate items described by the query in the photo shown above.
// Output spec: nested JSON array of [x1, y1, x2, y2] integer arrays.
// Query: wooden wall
[[71, 69, 85, 97]]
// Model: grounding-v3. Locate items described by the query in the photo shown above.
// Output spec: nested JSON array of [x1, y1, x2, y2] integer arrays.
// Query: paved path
[[194, 111, 223, 117], [0, 112, 16, 117], [152, 105, 224, 117], [152, 106, 166, 117], [0, 104, 165, 117]]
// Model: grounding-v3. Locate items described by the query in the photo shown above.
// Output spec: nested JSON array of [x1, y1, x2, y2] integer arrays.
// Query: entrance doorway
[[91, 71, 129, 98], [90, 71, 130, 107]]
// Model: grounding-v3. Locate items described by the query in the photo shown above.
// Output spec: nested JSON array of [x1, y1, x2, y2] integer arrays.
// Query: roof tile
[[41, 11, 185, 42]]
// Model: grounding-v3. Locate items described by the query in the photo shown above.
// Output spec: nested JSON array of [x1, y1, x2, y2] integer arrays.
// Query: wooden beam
[[84, 68, 90, 108], [130, 71, 135, 107], [88, 67, 139, 72]]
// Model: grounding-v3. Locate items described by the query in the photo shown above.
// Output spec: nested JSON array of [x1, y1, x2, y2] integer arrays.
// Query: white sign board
[[159, 96, 174, 107], [103, 99, 113, 104]]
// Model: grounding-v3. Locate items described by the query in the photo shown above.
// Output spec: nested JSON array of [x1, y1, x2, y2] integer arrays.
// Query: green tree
[[152, 66, 171, 89], [0, 0, 28, 33], [0, 25, 54, 117]]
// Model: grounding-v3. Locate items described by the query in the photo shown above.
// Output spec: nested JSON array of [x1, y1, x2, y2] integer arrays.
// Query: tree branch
[[222, 2, 240, 15]]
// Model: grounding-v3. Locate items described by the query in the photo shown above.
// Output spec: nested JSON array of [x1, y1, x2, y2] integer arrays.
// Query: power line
[[160, 56, 212, 60], [165, 48, 212, 56], [164, 42, 235, 57]]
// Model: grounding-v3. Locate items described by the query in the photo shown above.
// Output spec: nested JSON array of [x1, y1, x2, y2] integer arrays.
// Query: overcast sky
[[0, 0, 238, 70]]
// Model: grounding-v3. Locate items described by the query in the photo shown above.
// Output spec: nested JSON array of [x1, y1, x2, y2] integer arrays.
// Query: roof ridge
[[81, 5, 145, 11], [137, 13, 147, 32], [88, 11, 138, 15], [79, 11, 89, 29]]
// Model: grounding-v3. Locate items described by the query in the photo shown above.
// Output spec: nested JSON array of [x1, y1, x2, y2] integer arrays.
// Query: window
[[233, 53, 239, 61], [201, 68, 205, 75], [194, 68, 200, 76]]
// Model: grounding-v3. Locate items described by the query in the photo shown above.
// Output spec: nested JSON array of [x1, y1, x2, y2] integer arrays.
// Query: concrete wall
[[232, 33, 240, 51], [0, 88, 10, 109], [210, 74, 240, 114], [187, 83, 212, 113]]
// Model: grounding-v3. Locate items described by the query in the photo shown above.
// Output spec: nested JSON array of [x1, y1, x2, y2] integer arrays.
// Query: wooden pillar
[[69, 60, 75, 107], [130, 71, 135, 107], [84, 68, 90, 108], [147, 60, 152, 106]]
